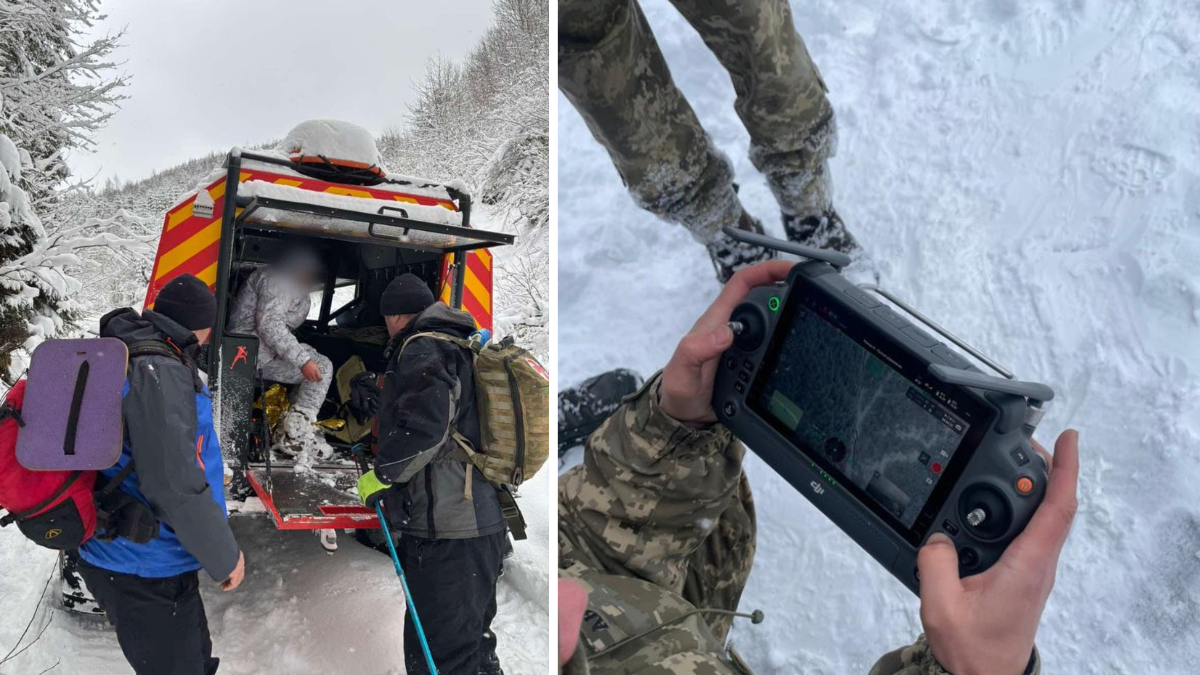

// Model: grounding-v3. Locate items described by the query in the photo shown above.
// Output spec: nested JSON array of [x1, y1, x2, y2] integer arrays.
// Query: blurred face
[[279, 246, 322, 287], [295, 265, 324, 288]]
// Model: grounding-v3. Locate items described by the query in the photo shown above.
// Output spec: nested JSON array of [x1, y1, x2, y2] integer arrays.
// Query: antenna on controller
[[928, 364, 1055, 436], [927, 365, 1054, 407], [722, 227, 852, 269]]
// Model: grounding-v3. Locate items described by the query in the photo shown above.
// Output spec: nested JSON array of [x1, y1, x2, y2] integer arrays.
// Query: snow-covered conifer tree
[[1, 0, 128, 380]]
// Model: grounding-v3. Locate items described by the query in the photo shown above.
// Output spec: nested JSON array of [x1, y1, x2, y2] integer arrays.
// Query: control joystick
[[729, 303, 768, 353], [958, 483, 1013, 541]]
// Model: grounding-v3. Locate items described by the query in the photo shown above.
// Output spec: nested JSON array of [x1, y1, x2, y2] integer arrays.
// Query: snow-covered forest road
[[559, 1, 1200, 674], [0, 467, 550, 675], [1, 0, 549, 672]]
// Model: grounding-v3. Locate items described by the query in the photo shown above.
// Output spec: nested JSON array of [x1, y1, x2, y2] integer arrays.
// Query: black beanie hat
[[380, 274, 435, 316], [155, 274, 217, 330]]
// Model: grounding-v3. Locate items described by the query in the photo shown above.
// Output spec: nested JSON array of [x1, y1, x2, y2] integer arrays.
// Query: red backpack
[[0, 340, 176, 550], [0, 380, 99, 549]]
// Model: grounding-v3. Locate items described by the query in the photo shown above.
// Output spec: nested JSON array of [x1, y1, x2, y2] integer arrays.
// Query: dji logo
[[810, 481, 825, 495]]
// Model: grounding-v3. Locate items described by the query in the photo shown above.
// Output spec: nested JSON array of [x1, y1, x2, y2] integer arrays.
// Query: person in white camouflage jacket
[[228, 246, 333, 455]]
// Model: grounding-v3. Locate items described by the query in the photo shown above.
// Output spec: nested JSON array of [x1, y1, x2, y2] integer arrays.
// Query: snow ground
[[0, 467, 549, 675], [558, 1, 1200, 674]]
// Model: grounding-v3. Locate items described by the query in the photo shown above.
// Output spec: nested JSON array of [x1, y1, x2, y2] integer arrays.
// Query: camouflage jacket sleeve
[[254, 272, 309, 368], [559, 372, 753, 605], [869, 635, 1040, 675]]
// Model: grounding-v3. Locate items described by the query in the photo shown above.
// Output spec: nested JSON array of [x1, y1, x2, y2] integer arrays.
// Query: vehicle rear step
[[246, 467, 379, 531]]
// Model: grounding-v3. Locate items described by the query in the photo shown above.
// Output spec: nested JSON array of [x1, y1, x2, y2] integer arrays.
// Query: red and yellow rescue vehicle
[[143, 147, 514, 532]]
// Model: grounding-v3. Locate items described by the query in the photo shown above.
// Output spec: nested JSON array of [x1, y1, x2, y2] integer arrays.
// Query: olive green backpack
[[400, 332, 550, 491]]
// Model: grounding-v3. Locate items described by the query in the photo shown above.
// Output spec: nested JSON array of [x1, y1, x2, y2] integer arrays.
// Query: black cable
[[591, 607, 765, 659], [0, 558, 58, 666], [2, 612, 55, 666]]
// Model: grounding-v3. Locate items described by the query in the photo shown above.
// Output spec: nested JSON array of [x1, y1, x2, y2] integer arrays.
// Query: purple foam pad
[[15, 338, 128, 471]]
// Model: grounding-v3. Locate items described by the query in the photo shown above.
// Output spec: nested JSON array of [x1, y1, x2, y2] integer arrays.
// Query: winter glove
[[357, 469, 389, 508], [348, 372, 381, 424]]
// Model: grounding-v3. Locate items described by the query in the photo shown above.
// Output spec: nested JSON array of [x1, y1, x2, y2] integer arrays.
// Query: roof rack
[[227, 148, 513, 254]]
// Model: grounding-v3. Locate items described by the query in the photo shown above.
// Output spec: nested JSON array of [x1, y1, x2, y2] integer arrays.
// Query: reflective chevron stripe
[[144, 169, 466, 313]]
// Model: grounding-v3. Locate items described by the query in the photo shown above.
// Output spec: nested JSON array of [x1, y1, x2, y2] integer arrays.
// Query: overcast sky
[[69, 0, 493, 185]]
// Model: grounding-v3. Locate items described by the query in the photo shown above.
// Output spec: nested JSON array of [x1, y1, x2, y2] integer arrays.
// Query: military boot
[[479, 640, 504, 675], [782, 208, 860, 255], [558, 369, 644, 457], [353, 526, 401, 556], [707, 211, 776, 283]]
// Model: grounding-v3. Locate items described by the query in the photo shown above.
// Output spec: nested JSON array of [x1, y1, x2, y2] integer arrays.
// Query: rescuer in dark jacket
[[356, 273, 506, 675], [77, 273, 245, 675]]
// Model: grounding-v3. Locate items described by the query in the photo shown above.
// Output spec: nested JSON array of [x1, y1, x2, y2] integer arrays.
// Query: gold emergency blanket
[[255, 383, 291, 433]]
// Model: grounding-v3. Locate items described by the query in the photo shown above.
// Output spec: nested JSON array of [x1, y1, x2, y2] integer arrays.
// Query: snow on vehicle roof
[[236, 179, 502, 252], [177, 156, 458, 208], [167, 120, 466, 208], [245, 155, 457, 202], [240, 179, 461, 224], [279, 119, 385, 172]]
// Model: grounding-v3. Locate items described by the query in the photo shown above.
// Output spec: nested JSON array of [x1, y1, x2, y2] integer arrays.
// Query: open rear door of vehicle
[[245, 466, 380, 531], [203, 150, 516, 533]]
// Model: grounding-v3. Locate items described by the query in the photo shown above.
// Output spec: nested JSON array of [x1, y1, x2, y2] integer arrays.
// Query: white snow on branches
[[378, 0, 549, 360], [1, 0, 128, 381], [0, 192, 154, 351], [0, 134, 21, 183]]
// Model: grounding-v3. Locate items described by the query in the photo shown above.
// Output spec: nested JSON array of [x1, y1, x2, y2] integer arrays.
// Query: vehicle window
[[307, 282, 358, 320]]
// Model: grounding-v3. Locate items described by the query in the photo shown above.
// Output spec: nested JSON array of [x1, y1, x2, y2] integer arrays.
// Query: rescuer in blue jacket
[[78, 274, 245, 675]]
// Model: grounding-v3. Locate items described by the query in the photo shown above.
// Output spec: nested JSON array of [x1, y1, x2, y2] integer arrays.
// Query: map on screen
[[756, 301, 968, 529]]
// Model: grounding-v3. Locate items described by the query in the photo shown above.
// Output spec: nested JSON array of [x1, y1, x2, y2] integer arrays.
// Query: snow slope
[[558, 1, 1200, 674], [0, 465, 549, 675]]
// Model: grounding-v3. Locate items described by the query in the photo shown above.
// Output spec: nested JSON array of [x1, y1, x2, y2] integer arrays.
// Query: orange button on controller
[[1015, 476, 1035, 495]]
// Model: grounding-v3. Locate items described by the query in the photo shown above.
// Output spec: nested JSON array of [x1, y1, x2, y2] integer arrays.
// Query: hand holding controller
[[659, 260, 795, 425], [653, 253, 1078, 675], [919, 430, 1079, 675]]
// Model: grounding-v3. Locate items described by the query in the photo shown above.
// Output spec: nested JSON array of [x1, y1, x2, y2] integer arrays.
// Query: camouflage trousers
[[559, 0, 838, 246], [259, 346, 332, 417]]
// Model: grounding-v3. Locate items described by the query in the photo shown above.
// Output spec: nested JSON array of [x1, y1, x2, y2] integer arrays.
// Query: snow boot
[[558, 369, 644, 457], [480, 650, 504, 675], [782, 208, 860, 255], [316, 528, 337, 553], [353, 527, 401, 556], [708, 212, 776, 283], [276, 411, 335, 462], [59, 551, 105, 618]]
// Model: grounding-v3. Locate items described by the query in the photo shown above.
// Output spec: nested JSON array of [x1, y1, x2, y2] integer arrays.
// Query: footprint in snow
[[1089, 144, 1176, 196]]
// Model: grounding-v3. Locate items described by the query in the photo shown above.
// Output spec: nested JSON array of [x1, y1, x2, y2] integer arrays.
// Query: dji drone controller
[[712, 229, 1055, 594]]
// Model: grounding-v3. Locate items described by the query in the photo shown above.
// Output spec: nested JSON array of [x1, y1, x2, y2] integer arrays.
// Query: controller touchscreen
[[750, 290, 973, 531]]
